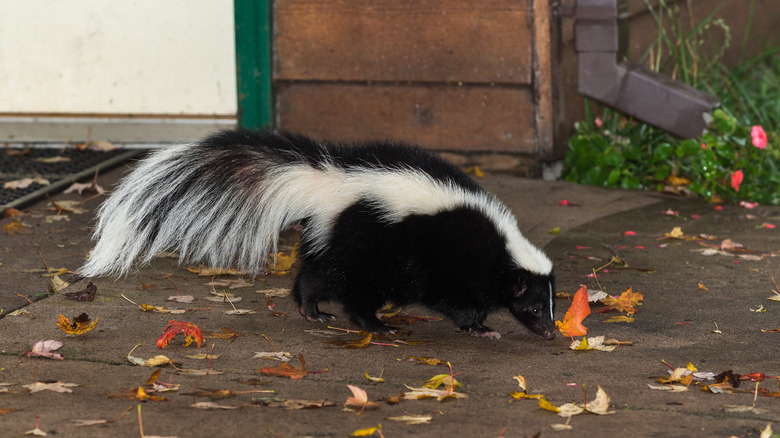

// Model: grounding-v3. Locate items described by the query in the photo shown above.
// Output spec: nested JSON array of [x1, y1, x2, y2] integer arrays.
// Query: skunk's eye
[[530, 306, 540, 316]]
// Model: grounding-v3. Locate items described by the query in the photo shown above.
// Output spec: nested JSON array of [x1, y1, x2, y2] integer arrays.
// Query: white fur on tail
[[82, 145, 552, 277]]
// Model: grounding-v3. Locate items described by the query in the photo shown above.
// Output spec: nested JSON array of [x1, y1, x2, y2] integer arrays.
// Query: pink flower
[[751, 126, 767, 149], [731, 170, 743, 192], [701, 143, 707, 149], [739, 201, 758, 209], [761, 222, 776, 229], [595, 117, 603, 128]]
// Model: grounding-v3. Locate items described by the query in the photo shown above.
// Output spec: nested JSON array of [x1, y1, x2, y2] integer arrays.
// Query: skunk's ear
[[515, 276, 529, 297]]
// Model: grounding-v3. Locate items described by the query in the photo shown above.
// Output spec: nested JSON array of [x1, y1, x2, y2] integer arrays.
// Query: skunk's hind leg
[[292, 264, 335, 323], [341, 290, 399, 335]]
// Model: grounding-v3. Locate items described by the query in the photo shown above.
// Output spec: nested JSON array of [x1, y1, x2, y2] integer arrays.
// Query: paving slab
[[1, 158, 778, 437]]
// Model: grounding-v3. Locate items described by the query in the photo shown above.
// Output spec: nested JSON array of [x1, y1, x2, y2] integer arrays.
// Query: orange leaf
[[155, 320, 204, 349], [57, 313, 98, 335], [555, 285, 591, 337], [599, 287, 643, 315], [258, 354, 307, 380]]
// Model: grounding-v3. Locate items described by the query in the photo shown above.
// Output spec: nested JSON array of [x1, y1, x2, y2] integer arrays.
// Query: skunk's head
[[505, 270, 556, 340]]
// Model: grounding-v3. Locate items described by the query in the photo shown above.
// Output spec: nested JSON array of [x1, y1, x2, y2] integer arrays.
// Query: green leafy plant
[[563, 0, 779, 204]]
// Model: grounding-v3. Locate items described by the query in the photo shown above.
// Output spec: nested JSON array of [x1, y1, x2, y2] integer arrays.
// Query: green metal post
[[234, 0, 274, 129]]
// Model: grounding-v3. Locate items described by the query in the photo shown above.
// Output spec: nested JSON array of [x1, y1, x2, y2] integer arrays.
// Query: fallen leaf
[[4, 178, 50, 189], [251, 397, 336, 410], [57, 313, 97, 335], [345, 385, 380, 412], [256, 288, 291, 297], [550, 423, 573, 431], [555, 285, 591, 337], [350, 425, 382, 437], [557, 402, 585, 417], [25, 427, 47, 436], [587, 290, 609, 302], [585, 386, 614, 415], [187, 266, 245, 276], [265, 296, 290, 317], [191, 401, 239, 410], [646, 383, 689, 392], [599, 287, 643, 315], [34, 156, 70, 163], [24, 381, 80, 393], [513, 374, 527, 392], [404, 356, 444, 366], [423, 374, 463, 390], [386, 414, 434, 424], [51, 200, 86, 214], [3, 219, 32, 235], [72, 406, 133, 427], [155, 320, 204, 349], [203, 327, 242, 342], [50, 275, 70, 293], [604, 315, 635, 323], [570, 336, 616, 352], [538, 397, 560, 413], [253, 352, 293, 362], [269, 244, 297, 274], [257, 354, 307, 380], [63, 182, 105, 195], [224, 309, 258, 315], [24, 340, 64, 360], [365, 370, 385, 383], [167, 295, 195, 303], [183, 353, 219, 360], [402, 385, 467, 401], [206, 279, 252, 289], [330, 332, 374, 349], [62, 282, 96, 301]]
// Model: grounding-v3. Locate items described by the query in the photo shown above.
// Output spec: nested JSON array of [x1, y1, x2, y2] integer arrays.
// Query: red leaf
[[156, 320, 204, 349]]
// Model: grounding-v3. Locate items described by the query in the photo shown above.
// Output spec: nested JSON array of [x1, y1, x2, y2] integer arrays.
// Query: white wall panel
[[0, 0, 237, 115]]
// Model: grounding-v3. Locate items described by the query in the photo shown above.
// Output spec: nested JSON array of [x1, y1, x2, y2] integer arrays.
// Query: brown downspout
[[570, 0, 719, 138]]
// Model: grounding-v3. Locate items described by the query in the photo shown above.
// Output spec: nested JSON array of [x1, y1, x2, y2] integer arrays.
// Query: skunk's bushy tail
[[81, 130, 552, 278]]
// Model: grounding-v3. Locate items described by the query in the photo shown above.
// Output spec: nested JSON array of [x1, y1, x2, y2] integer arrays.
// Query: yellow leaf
[[513, 374, 527, 392], [423, 374, 463, 389], [604, 315, 635, 323], [538, 397, 560, 413], [600, 287, 643, 315], [509, 391, 545, 400], [698, 283, 708, 291], [365, 371, 385, 383], [144, 356, 173, 367], [350, 425, 382, 436], [57, 313, 98, 335], [686, 362, 698, 372], [269, 244, 298, 274], [666, 227, 684, 239]]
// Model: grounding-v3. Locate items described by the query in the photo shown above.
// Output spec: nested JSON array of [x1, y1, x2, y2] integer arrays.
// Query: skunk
[[81, 129, 556, 339]]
